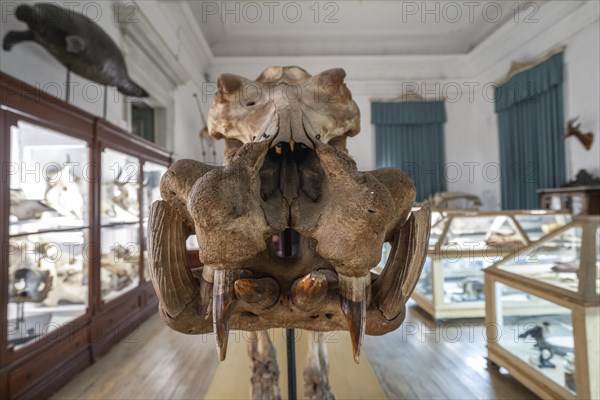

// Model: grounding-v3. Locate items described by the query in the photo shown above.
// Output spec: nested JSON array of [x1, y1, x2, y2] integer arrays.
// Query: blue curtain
[[372, 101, 447, 201], [495, 52, 566, 209]]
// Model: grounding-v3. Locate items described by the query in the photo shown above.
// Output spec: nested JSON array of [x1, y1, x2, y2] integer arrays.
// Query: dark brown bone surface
[[148, 66, 431, 363]]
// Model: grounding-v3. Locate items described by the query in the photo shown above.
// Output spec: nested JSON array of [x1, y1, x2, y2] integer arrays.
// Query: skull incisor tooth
[[291, 271, 328, 311]]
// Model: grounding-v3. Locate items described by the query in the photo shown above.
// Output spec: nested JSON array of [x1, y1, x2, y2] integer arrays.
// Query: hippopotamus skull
[[148, 66, 431, 363]]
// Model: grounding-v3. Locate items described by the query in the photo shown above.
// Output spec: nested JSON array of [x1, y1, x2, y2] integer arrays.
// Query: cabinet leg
[[486, 357, 500, 369]]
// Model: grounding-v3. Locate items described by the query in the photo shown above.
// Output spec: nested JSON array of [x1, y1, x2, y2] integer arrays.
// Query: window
[[131, 101, 155, 143]]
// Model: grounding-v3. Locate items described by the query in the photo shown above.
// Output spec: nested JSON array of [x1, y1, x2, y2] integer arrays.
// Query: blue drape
[[495, 52, 566, 209], [372, 101, 447, 201]]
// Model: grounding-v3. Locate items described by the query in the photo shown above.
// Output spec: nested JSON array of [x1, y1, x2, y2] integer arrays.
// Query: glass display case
[[485, 216, 599, 400], [1, 72, 171, 399], [410, 210, 571, 320]]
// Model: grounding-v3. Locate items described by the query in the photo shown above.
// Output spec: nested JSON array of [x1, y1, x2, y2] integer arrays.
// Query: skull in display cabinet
[[147, 66, 431, 397]]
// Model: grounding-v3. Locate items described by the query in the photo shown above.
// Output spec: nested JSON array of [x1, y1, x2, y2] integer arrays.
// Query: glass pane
[[7, 230, 88, 350], [495, 283, 576, 394], [142, 221, 150, 281], [101, 149, 140, 224], [101, 225, 140, 301], [445, 216, 526, 251], [142, 162, 167, 220], [415, 256, 433, 298], [10, 121, 89, 235], [442, 257, 495, 303], [429, 212, 446, 247], [514, 212, 571, 242], [500, 227, 583, 292]]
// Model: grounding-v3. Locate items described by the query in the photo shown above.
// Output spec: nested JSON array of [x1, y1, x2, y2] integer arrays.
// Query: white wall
[[564, 20, 600, 179], [0, 1, 124, 123], [468, 1, 600, 205], [0, 0, 216, 163], [207, 1, 598, 209]]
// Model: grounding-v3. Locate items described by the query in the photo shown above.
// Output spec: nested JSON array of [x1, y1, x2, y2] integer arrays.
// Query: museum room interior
[[0, 1, 599, 399]]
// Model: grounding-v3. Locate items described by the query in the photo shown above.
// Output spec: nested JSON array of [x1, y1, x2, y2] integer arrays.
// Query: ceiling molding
[[118, 3, 190, 87], [173, 3, 214, 73], [208, 54, 472, 82]]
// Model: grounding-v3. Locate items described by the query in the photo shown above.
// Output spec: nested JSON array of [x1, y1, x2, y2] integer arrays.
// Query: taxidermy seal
[[3, 3, 148, 97]]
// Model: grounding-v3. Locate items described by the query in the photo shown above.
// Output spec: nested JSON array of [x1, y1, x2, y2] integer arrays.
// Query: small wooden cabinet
[[539, 186, 600, 215], [0, 72, 171, 399]]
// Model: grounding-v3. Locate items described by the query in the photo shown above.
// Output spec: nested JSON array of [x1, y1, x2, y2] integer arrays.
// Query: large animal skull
[[148, 66, 431, 363]]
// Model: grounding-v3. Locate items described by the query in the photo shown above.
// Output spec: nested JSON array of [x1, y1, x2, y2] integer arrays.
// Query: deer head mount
[[147, 66, 431, 363], [565, 117, 594, 151]]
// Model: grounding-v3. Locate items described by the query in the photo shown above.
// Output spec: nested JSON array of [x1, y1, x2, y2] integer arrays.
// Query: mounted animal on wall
[[564, 117, 594, 150], [147, 66, 431, 398], [2, 3, 147, 97]]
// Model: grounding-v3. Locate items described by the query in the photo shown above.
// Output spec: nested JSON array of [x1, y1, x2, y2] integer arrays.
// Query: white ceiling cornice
[[208, 54, 472, 82]]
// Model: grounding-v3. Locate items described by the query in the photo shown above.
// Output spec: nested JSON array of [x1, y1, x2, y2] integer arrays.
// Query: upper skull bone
[[208, 66, 360, 160]]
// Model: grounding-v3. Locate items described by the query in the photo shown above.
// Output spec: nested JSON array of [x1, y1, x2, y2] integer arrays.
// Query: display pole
[[102, 85, 107, 119], [286, 328, 297, 400], [65, 65, 71, 103], [282, 229, 297, 400]]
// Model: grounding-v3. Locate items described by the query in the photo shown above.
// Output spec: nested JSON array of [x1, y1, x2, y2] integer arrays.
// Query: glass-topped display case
[[411, 209, 571, 320], [485, 216, 599, 400]]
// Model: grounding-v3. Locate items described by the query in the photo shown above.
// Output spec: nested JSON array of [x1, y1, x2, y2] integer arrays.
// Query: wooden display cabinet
[[0, 72, 171, 399], [484, 216, 599, 399], [408, 209, 571, 320]]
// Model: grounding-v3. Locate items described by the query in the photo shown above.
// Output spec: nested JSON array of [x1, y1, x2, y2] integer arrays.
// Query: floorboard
[[364, 302, 538, 400], [52, 301, 538, 399]]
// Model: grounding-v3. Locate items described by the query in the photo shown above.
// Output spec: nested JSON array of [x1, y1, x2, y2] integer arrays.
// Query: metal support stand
[[65, 65, 71, 103], [286, 328, 297, 400], [102, 85, 108, 119], [282, 228, 297, 400]]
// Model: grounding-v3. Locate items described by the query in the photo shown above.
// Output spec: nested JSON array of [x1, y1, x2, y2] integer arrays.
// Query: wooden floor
[[52, 301, 537, 399], [364, 303, 537, 399]]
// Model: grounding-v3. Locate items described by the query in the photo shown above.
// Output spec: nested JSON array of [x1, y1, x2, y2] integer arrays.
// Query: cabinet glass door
[[141, 161, 167, 281], [7, 121, 90, 350], [495, 282, 576, 394], [100, 149, 141, 301]]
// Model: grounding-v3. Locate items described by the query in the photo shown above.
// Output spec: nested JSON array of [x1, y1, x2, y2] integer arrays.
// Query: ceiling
[[188, 0, 542, 57]]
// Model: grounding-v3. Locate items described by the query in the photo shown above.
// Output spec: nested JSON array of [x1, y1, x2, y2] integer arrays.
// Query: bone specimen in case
[[44, 165, 85, 220], [147, 66, 431, 397], [10, 189, 56, 221]]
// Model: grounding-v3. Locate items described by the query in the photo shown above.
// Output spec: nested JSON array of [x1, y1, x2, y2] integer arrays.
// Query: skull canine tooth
[[338, 274, 370, 364], [291, 271, 328, 312], [212, 269, 237, 361], [234, 277, 279, 309]]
